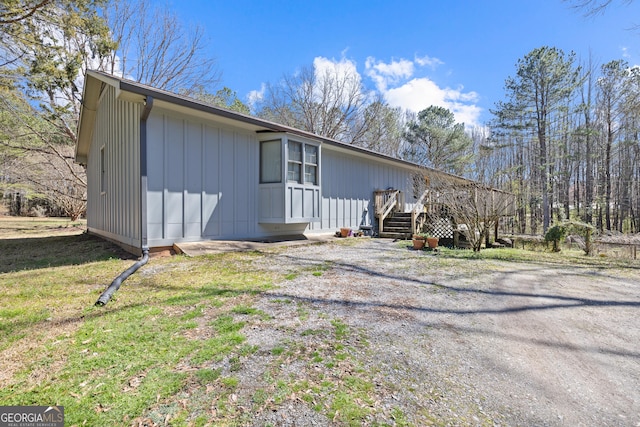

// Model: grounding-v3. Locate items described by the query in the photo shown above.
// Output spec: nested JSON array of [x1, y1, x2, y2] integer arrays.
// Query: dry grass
[[0, 215, 87, 238]]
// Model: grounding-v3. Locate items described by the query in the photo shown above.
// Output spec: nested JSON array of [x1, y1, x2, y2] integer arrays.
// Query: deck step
[[385, 221, 411, 228], [382, 211, 413, 235]]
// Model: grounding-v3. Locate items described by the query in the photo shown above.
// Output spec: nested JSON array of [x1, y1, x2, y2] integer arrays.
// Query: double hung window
[[287, 141, 302, 183], [287, 140, 318, 185], [304, 145, 318, 185]]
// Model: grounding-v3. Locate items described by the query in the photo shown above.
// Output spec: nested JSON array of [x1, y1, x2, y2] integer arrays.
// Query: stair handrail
[[411, 189, 430, 235], [375, 189, 400, 234]]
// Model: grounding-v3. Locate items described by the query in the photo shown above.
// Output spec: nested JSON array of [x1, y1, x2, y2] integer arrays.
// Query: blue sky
[[166, 0, 640, 127]]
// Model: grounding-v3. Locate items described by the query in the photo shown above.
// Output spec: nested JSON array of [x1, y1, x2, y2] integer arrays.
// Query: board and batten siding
[[86, 85, 141, 250], [310, 148, 416, 232], [145, 109, 261, 247], [143, 109, 417, 245], [87, 91, 418, 251]]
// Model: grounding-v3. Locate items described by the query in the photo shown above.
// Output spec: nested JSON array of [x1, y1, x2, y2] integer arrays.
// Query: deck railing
[[374, 190, 401, 234], [411, 189, 430, 235]]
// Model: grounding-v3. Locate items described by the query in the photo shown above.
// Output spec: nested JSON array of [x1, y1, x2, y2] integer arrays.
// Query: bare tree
[[493, 47, 581, 233], [0, 0, 109, 218], [255, 61, 404, 149], [99, 0, 220, 94], [577, 55, 597, 225], [565, 0, 634, 16], [356, 98, 405, 156], [431, 175, 516, 251], [596, 60, 629, 230], [1, 0, 221, 218]]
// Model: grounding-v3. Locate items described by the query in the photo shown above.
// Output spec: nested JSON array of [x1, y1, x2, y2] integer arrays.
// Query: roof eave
[[75, 71, 483, 189]]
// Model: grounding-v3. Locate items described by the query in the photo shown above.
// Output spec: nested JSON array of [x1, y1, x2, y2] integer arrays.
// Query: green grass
[[0, 222, 275, 426], [399, 239, 640, 271], [435, 246, 640, 270]]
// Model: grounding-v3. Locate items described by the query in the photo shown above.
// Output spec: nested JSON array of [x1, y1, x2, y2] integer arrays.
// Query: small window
[[287, 141, 302, 183], [260, 140, 282, 183], [100, 146, 106, 193], [304, 145, 318, 185]]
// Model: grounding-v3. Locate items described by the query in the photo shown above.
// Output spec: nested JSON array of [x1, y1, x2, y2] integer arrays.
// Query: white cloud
[[314, 56, 359, 78], [365, 57, 415, 92], [247, 83, 266, 108], [366, 55, 482, 126], [313, 56, 361, 86], [312, 56, 364, 105], [385, 78, 481, 126], [414, 54, 444, 69], [247, 53, 483, 127]]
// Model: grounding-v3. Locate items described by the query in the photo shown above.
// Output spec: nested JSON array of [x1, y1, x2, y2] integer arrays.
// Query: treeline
[[482, 47, 640, 235]]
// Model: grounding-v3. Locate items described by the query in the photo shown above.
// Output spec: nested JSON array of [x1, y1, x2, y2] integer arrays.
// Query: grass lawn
[[1, 217, 637, 426], [0, 217, 276, 426]]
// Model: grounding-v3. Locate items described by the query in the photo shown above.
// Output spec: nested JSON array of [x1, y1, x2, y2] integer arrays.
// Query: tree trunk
[[584, 64, 594, 225], [605, 124, 613, 231]]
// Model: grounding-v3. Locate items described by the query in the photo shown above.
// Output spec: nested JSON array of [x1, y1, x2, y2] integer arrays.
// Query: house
[[75, 71, 467, 255]]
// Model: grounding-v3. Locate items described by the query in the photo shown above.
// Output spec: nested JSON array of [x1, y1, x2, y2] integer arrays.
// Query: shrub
[[545, 224, 567, 252]]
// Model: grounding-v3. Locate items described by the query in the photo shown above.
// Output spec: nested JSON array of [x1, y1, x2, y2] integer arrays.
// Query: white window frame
[[287, 139, 319, 186], [287, 140, 302, 183]]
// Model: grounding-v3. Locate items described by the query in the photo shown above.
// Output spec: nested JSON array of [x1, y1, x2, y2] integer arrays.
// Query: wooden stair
[[379, 212, 413, 239]]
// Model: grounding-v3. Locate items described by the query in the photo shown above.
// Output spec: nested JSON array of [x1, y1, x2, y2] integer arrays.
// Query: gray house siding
[[77, 72, 436, 253], [141, 108, 417, 247], [86, 85, 141, 250], [146, 108, 263, 247], [311, 149, 415, 233]]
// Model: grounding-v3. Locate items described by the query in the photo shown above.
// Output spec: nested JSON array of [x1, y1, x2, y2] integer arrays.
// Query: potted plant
[[426, 235, 439, 249], [412, 233, 427, 250]]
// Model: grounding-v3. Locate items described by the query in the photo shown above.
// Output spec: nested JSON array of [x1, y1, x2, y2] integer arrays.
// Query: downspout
[[95, 96, 154, 306]]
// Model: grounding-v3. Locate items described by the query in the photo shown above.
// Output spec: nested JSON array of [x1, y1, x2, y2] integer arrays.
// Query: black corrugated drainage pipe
[[95, 248, 149, 306]]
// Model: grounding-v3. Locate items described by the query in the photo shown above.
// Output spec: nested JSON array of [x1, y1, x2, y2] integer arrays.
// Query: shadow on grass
[[397, 242, 640, 271], [0, 233, 135, 274], [268, 251, 640, 315]]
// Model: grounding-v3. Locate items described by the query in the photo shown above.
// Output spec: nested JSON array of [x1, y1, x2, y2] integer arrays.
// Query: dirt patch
[[236, 238, 640, 426]]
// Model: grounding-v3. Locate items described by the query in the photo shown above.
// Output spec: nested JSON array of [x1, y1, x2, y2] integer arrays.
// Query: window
[[287, 141, 302, 183], [100, 146, 106, 193], [260, 136, 319, 186], [260, 140, 282, 183], [304, 145, 318, 185]]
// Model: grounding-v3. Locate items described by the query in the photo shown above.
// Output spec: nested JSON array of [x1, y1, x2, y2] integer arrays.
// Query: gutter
[[95, 96, 154, 306]]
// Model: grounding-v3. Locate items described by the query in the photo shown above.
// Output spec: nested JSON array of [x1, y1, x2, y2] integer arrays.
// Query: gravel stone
[[213, 237, 640, 426]]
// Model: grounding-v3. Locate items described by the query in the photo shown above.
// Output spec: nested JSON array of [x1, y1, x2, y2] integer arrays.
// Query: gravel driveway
[[226, 238, 640, 426]]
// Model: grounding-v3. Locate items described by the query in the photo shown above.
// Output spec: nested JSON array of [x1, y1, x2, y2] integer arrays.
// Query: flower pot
[[412, 238, 426, 250], [340, 227, 351, 238], [427, 237, 439, 249]]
